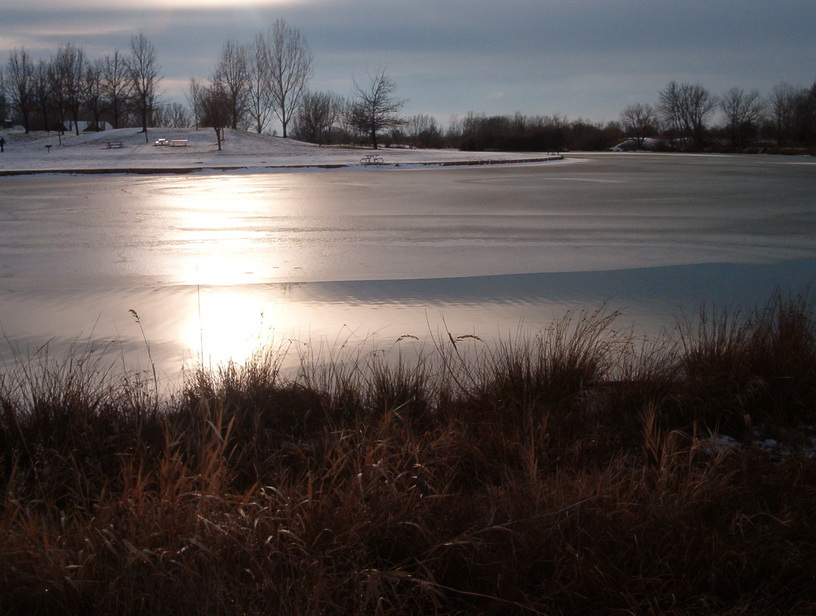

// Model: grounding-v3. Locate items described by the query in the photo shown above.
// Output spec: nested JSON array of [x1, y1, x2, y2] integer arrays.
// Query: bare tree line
[[2, 33, 160, 137], [189, 24, 406, 151], [2, 27, 814, 153], [290, 73, 407, 150], [620, 80, 816, 151], [0, 21, 409, 151], [189, 19, 313, 147], [462, 80, 815, 155]]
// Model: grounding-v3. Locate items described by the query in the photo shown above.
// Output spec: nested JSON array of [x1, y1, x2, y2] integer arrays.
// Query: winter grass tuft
[[2, 294, 816, 614]]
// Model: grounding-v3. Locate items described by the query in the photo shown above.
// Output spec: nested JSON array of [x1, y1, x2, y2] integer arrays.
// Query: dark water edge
[[304, 257, 816, 306], [2, 258, 816, 388]]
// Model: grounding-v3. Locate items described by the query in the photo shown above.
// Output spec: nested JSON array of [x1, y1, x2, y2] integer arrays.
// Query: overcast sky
[[3, 0, 815, 130]]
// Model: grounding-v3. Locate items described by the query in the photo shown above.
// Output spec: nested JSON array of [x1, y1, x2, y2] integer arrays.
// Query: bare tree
[[186, 77, 204, 130], [764, 81, 816, 146], [214, 40, 249, 130], [445, 115, 464, 147], [32, 59, 52, 131], [168, 102, 191, 128], [293, 90, 342, 144], [350, 68, 405, 149], [720, 87, 764, 147], [406, 114, 443, 148], [336, 96, 356, 138], [128, 32, 161, 140], [54, 44, 86, 135], [657, 80, 682, 147], [658, 81, 717, 149], [83, 58, 106, 130], [265, 19, 313, 138], [802, 82, 816, 145], [681, 83, 718, 148], [769, 82, 800, 146], [246, 31, 275, 134], [48, 58, 68, 134], [0, 66, 7, 123], [153, 102, 191, 128], [199, 81, 231, 150], [620, 103, 656, 148], [102, 51, 131, 129], [5, 48, 35, 132]]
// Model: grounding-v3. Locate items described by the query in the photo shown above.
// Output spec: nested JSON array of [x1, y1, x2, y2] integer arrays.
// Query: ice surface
[[1, 152, 815, 386]]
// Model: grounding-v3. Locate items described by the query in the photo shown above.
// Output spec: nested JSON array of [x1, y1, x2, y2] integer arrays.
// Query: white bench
[[170, 139, 188, 147]]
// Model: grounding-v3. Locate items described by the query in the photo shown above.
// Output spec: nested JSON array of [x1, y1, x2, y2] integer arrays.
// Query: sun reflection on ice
[[152, 175, 311, 369], [180, 286, 294, 372], [152, 174, 318, 286], [174, 283, 442, 377]]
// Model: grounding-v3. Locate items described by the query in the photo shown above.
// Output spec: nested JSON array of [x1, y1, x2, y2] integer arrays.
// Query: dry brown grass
[[2, 295, 816, 614]]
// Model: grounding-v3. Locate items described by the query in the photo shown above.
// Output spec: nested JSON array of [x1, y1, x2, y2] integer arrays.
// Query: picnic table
[[360, 154, 384, 166]]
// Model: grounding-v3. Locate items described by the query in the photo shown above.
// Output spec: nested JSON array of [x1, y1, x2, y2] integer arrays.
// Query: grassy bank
[[2, 293, 816, 615]]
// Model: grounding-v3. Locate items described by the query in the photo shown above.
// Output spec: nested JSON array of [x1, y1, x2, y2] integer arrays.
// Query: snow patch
[[0, 127, 563, 176]]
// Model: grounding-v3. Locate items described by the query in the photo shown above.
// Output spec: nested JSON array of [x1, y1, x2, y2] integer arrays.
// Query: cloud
[[2, 1, 815, 123], [9, 0, 307, 8]]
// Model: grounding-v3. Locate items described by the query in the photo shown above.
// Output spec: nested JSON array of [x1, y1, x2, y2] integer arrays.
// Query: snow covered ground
[[0, 127, 560, 174]]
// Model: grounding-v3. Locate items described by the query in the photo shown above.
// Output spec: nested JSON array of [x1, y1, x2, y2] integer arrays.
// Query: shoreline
[[0, 154, 564, 177], [0, 126, 565, 176]]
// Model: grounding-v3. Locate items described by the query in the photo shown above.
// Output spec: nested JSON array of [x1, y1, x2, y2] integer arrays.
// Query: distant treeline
[[1, 34, 161, 136], [439, 78, 816, 153], [617, 80, 816, 153], [454, 113, 621, 152], [291, 112, 623, 152], [3, 28, 816, 152]]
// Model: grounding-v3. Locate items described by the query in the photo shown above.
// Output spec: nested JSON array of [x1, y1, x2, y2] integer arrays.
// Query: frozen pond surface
[[1, 154, 815, 384]]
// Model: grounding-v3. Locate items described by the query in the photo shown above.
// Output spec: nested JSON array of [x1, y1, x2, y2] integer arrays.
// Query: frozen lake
[[1, 153, 815, 385]]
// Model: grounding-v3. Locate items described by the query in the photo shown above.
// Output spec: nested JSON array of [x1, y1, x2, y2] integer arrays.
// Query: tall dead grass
[[2, 293, 816, 614]]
